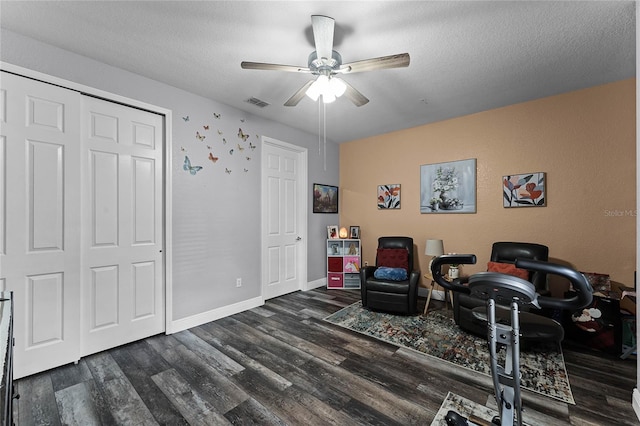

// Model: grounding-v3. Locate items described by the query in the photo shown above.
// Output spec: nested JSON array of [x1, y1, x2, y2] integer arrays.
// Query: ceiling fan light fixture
[[321, 92, 336, 103], [329, 77, 346, 98], [306, 83, 322, 101], [305, 75, 346, 103], [305, 75, 328, 101]]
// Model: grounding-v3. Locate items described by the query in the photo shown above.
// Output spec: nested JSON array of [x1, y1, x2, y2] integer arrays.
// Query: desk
[[422, 273, 454, 315]]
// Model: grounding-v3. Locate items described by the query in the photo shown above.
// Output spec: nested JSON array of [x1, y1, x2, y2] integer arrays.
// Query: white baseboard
[[167, 296, 264, 333], [304, 277, 326, 291], [633, 388, 640, 421], [167, 277, 328, 333], [419, 287, 447, 301]]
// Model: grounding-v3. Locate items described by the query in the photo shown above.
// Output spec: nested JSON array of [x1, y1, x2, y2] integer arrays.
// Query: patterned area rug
[[430, 392, 531, 426], [324, 302, 574, 404]]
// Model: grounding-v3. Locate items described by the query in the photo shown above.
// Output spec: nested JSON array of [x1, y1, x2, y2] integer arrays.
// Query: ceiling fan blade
[[284, 80, 316, 107], [311, 15, 334, 62], [241, 61, 311, 73], [341, 80, 369, 107], [339, 53, 410, 73]]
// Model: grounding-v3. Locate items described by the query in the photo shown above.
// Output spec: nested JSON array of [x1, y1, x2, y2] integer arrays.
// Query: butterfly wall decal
[[183, 156, 202, 175], [237, 144, 245, 151], [244, 168, 249, 173], [180, 146, 186, 152], [208, 153, 219, 163], [225, 168, 232, 174], [218, 130, 223, 135], [249, 142, 256, 150], [214, 113, 221, 119], [229, 149, 234, 155], [207, 145, 212, 150], [240, 118, 245, 123], [222, 138, 227, 144], [238, 128, 249, 141], [246, 156, 251, 161], [182, 116, 189, 122], [203, 125, 209, 130], [196, 131, 205, 141]]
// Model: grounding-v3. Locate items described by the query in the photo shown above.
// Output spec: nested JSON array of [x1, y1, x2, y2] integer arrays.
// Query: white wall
[[0, 29, 340, 324]]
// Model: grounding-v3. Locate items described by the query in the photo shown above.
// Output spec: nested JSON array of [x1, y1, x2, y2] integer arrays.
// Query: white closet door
[[0, 72, 82, 379], [81, 96, 164, 356]]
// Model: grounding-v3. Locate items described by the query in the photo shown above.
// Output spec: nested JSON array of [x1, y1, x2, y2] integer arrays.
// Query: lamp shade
[[425, 239, 444, 256]]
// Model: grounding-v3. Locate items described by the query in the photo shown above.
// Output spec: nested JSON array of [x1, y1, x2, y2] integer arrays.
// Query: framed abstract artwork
[[377, 184, 401, 209], [313, 183, 338, 213], [503, 172, 546, 207], [420, 159, 477, 213]]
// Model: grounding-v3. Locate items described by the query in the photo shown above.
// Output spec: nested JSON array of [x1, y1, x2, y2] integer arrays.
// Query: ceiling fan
[[241, 15, 410, 107]]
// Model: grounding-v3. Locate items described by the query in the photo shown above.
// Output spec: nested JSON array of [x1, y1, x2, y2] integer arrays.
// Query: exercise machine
[[430, 254, 593, 426]]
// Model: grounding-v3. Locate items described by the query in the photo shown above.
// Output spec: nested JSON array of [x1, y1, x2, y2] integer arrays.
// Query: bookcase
[[327, 239, 361, 289]]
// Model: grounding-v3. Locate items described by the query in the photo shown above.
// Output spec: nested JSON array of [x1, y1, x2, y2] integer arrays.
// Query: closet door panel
[[81, 96, 164, 357], [0, 71, 82, 379]]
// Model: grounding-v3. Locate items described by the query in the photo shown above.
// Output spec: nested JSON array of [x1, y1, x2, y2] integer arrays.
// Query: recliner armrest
[[361, 265, 377, 280]]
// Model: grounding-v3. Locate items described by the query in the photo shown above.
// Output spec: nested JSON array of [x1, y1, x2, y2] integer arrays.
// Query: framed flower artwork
[[420, 159, 477, 213], [377, 184, 401, 209], [503, 172, 546, 207]]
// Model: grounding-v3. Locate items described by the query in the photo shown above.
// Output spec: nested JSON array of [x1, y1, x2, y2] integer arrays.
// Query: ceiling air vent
[[245, 97, 270, 108]]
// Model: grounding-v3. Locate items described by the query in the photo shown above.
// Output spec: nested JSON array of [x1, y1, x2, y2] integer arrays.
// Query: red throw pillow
[[487, 261, 529, 280], [377, 248, 409, 272]]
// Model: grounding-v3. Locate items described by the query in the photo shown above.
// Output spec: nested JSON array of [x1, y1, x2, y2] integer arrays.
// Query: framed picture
[[349, 226, 360, 239], [377, 184, 401, 209], [503, 172, 546, 207], [420, 158, 477, 213], [313, 183, 339, 213], [327, 225, 338, 239]]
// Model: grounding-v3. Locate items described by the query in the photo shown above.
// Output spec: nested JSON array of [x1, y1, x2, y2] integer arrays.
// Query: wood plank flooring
[[13, 288, 638, 425]]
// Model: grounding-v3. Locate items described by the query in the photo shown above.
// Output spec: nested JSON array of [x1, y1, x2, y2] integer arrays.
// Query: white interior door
[[81, 96, 164, 356], [261, 137, 307, 299], [0, 72, 82, 378]]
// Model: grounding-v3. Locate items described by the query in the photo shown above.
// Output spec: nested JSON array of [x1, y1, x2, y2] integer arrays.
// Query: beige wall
[[340, 79, 636, 293]]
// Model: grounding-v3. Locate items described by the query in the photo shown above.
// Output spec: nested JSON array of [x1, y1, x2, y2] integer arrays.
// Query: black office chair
[[360, 236, 420, 315]]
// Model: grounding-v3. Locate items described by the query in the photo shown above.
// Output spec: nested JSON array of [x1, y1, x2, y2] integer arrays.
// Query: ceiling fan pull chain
[[323, 100, 327, 171], [318, 98, 321, 156]]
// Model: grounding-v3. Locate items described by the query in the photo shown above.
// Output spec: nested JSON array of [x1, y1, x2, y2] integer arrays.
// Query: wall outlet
[[364, 261, 369, 267], [236, 278, 242, 287]]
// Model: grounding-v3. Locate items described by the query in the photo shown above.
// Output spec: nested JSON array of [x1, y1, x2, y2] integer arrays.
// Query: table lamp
[[425, 239, 444, 275]]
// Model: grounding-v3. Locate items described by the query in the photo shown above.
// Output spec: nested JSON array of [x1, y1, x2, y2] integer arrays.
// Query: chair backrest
[[376, 236, 414, 273], [490, 242, 549, 291]]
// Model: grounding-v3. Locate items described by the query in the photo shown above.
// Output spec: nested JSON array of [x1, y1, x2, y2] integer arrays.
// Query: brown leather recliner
[[360, 236, 420, 315], [453, 242, 550, 337]]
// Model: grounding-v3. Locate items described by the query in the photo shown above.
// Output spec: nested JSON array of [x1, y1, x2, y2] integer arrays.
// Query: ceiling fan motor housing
[[308, 50, 342, 75]]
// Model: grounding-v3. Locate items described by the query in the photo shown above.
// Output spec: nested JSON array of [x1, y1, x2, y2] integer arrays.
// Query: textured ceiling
[[0, 1, 635, 143]]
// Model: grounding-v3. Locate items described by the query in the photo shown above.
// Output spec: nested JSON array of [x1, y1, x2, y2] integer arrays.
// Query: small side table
[[422, 272, 454, 314]]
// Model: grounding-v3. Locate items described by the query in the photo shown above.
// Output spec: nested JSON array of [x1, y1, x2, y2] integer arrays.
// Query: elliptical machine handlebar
[[430, 254, 593, 311], [515, 258, 592, 311], [431, 254, 477, 294]]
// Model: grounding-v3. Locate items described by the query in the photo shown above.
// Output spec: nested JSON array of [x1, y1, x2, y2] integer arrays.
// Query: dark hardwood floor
[[14, 288, 638, 425]]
